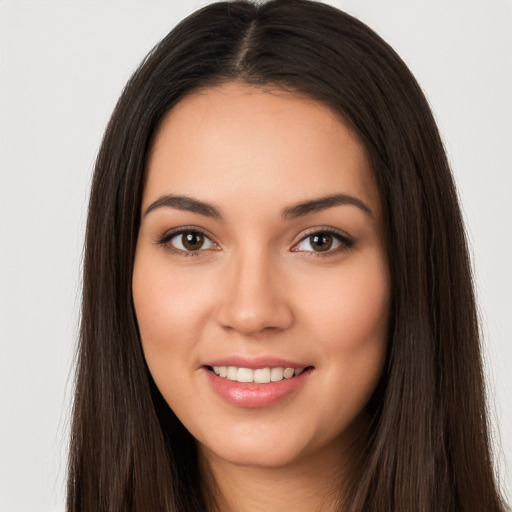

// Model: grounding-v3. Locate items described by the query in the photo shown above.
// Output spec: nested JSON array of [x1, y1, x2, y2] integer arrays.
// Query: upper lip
[[204, 356, 310, 369]]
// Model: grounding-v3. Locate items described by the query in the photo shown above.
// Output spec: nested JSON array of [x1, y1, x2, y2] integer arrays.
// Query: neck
[[199, 432, 363, 512]]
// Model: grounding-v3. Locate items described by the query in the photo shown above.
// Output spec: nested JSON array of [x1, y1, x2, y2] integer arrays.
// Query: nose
[[216, 249, 294, 336]]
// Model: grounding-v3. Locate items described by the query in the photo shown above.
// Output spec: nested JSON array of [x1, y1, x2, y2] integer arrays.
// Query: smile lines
[[210, 366, 306, 384]]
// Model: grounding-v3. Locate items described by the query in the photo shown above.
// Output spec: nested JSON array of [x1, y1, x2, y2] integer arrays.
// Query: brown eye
[[292, 230, 353, 254], [165, 230, 217, 253], [309, 233, 333, 252], [182, 232, 205, 251]]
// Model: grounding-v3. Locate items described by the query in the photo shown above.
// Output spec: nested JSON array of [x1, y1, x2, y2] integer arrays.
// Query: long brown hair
[[67, 1, 506, 510]]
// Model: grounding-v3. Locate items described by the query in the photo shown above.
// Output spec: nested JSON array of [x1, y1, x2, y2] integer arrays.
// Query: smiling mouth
[[207, 365, 312, 384]]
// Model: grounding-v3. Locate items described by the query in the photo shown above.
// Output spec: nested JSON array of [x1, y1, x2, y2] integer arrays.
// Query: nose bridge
[[217, 244, 293, 335]]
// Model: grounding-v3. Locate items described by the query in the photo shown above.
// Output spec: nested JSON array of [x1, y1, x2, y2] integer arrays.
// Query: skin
[[132, 82, 390, 511]]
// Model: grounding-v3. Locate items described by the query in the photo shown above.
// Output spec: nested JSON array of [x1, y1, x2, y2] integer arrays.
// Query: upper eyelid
[[291, 228, 355, 255], [157, 226, 216, 244], [156, 225, 353, 249], [293, 226, 353, 244], [157, 228, 219, 256]]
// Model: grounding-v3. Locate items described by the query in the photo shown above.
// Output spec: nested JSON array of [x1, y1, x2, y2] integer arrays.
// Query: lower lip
[[204, 367, 312, 408]]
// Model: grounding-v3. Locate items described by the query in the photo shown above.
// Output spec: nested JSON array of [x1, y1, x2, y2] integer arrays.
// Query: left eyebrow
[[282, 193, 374, 220]]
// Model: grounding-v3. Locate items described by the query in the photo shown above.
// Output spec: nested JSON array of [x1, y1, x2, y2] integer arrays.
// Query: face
[[132, 83, 390, 471]]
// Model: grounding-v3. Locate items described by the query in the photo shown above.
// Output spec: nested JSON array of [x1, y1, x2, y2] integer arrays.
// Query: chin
[[198, 430, 313, 469]]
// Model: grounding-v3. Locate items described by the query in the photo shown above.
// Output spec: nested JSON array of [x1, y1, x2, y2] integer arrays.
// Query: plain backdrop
[[0, 1, 511, 510]]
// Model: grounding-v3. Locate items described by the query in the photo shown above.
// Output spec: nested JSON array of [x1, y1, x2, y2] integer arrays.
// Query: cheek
[[310, 263, 389, 423], [132, 255, 209, 412], [133, 254, 209, 337], [303, 257, 390, 351], [299, 253, 390, 416], [131, 255, 210, 389]]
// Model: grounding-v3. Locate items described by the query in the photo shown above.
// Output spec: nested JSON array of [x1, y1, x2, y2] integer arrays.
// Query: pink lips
[[203, 357, 312, 408]]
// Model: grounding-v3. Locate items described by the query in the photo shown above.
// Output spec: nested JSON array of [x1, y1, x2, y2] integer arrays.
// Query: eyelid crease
[[156, 226, 216, 245], [293, 226, 354, 245], [155, 226, 221, 257], [291, 227, 355, 256], [155, 226, 355, 258]]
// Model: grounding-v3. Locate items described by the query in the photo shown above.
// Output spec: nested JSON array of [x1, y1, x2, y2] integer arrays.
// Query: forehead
[[143, 82, 379, 215]]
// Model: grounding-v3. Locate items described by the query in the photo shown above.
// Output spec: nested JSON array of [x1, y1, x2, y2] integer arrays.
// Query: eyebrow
[[143, 192, 373, 220], [144, 195, 222, 219], [282, 193, 373, 220]]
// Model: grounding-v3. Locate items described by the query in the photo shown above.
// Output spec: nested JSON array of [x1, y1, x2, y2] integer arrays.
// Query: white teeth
[[237, 367, 253, 383], [270, 367, 284, 381], [283, 368, 295, 379], [211, 365, 306, 383], [254, 368, 271, 383]]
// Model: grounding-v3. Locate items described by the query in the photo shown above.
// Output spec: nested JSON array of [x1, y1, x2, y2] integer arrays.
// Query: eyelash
[[292, 228, 354, 257], [157, 227, 218, 257], [156, 227, 354, 257]]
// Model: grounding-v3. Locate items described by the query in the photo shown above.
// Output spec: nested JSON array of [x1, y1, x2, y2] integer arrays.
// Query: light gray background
[[0, 1, 510, 510]]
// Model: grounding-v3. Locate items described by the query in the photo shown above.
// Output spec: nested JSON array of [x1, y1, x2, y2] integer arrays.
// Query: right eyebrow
[[143, 195, 222, 219]]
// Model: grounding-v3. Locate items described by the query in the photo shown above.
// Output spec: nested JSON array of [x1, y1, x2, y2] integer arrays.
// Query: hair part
[[68, 1, 506, 511]]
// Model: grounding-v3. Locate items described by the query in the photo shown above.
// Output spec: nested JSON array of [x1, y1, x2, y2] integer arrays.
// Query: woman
[[67, 1, 506, 510]]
